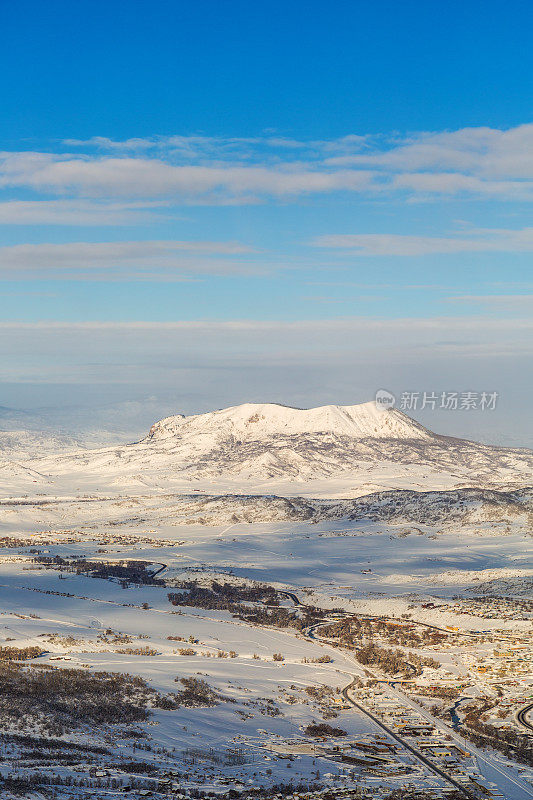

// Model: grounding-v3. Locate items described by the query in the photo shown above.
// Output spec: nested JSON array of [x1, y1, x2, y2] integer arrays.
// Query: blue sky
[[1, 1, 532, 443]]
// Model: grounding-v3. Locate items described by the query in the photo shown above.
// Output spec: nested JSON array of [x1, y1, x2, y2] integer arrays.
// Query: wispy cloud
[[63, 133, 370, 159], [0, 151, 375, 202], [0, 199, 175, 225], [0, 239, 260, 280], [312, 227, 533, 255], [448, 294, 533, 309], [1, 317, 531, 332], [392, 172, 533, 200]]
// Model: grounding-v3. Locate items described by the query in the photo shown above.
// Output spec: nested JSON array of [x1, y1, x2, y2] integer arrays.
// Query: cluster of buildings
[[435, 597, 532, 621], [353, 688, 503, 799]]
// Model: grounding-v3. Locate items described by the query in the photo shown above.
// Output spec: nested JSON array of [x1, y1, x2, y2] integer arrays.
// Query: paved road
[[305, 623, 480, 796], [278, 589, 301, 605], [516, 703, 533, 733], [279, 585, 488, 638], [301, 600, 533, 800], [384, 681, 533, 800], [339, 677, 480, 799]]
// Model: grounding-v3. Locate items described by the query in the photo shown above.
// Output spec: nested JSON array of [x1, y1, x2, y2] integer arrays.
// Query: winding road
[[516, 703, 533, 733]]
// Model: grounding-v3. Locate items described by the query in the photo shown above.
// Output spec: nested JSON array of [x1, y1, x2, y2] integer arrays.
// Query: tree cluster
[[168, 581, 322, 631], [0, 646, 44, 660], [461, 699, 533, 765], [172, 676, 222, 707], [34, 555, 164, 585], [321, 616, 448, 649], [355, 643, 438, 676], [304, 722, 347, 737]]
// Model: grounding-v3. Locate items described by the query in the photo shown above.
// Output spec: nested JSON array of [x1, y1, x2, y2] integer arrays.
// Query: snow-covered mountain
[[147, 401, 433, 441], [2, 401, 530, 497]]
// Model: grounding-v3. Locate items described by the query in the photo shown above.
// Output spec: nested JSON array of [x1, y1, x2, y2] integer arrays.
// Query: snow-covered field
[[0, 402, 531, 798]]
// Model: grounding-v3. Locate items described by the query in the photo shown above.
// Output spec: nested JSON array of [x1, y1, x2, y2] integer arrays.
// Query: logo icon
[[374, 389, 396, 412]]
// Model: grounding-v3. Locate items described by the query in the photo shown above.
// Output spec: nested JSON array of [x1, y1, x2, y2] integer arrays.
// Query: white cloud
[[312, 227, 533, 255], [326, 123, 533, 177], [0, 199, 173, 225], [0, 239, 259, 279], [392, 172, 533, 199], [1, 123, 533, 205], [0, 152, 375, 200], [322, 124, 533, 199]]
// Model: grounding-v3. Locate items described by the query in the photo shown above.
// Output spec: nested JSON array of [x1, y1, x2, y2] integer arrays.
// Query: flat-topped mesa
[[145, 401, 434, 442]]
